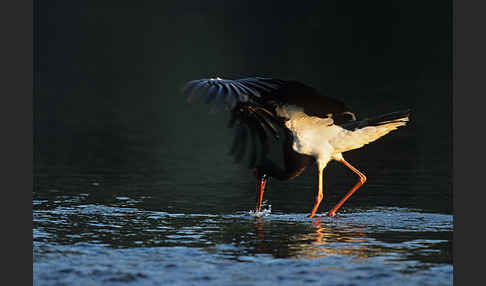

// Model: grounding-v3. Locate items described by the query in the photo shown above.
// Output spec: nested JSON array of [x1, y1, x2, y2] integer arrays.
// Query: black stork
[[182, 77, 410, 217]]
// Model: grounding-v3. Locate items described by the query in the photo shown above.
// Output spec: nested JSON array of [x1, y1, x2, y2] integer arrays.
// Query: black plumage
[[182, 77, 410, 217]]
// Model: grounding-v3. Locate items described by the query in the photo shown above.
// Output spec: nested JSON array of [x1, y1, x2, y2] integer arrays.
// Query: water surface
[[34, 99, 451, 285], [34, 190, 452, 285]]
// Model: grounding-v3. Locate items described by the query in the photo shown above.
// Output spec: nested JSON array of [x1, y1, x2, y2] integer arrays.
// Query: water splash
[[248, 201, 272, 217]]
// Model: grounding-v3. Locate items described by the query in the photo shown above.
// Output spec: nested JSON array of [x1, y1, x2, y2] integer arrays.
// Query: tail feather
[[341, 109, 411, 131], [330, 109, 410, 153]]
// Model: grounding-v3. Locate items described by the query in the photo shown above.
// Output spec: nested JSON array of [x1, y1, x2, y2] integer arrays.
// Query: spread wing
[[182, 77, 289, 167], [181, 77, 356, 168], [182, 77, 288, 110]]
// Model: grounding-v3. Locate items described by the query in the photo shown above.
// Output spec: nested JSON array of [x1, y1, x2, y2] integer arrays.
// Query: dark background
[[34, 0, 452, 213]]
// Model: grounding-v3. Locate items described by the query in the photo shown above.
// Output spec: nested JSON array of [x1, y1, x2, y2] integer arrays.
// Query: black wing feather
[[252, 108, 279, 139], [233, 124, 248, 163], [241, 78, 281, 92], [224, 83, 237, 109], [182, 77, 288, 110], [182, 76, 354, 169], [239, 79, 272, 93], [182, 77, 288, 167], [247, 123, 259, 168], [204, 85, 219, 104], [185, 80, 209, 103], [213, 84, 225, 104], [231, 81, 260, 98]]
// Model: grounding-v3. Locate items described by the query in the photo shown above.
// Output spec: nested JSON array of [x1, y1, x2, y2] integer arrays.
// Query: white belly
[[285, 115, 342, 159], [276, 104, 407, 169], [276, 105, 344, 168]]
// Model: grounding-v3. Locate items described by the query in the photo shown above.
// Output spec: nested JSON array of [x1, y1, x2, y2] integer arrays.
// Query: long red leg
[[308, 168, 324, 218], [255, 176, 267, 212], [328, 158, 366, 217]]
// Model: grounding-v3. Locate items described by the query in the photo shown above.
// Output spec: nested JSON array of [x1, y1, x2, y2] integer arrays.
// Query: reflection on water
[[34, 192, 452, 285], [288, 217, 369, 260]]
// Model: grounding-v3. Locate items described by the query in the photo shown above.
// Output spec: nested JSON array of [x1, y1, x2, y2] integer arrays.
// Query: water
[[34, 85, 451, 286], [34, 157, 452, 286], [33, 198, 452, 285]]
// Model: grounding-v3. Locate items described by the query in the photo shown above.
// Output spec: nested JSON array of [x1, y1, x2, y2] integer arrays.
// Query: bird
[[182, 77, 410, 218]]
